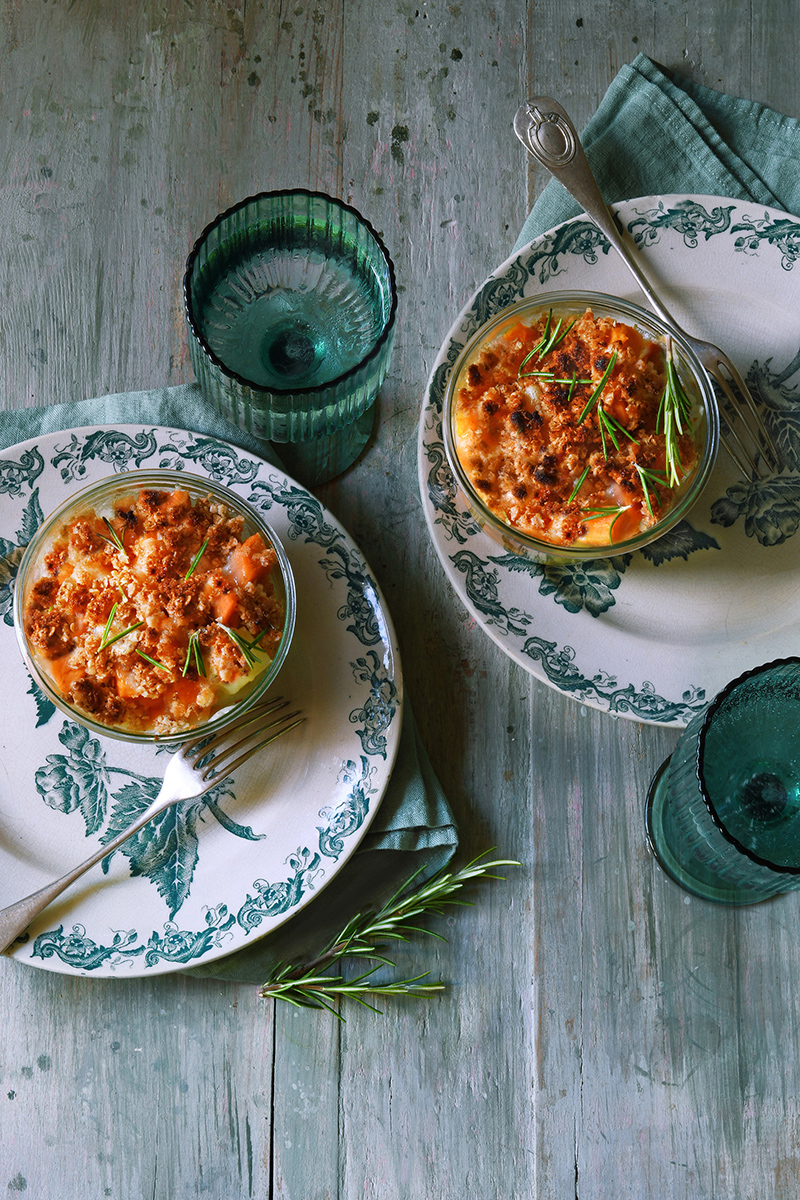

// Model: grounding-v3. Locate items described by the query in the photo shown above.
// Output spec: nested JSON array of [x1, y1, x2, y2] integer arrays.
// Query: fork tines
[[712, 360, 780, 480], [186, 697, 304, 782]]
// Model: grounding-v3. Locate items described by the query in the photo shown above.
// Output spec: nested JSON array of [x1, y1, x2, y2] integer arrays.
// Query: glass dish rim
[[13, 467, 297, 745], [183, 187, 399, 399], [695, 654, 800, 875], [441, 289, 721, 562]]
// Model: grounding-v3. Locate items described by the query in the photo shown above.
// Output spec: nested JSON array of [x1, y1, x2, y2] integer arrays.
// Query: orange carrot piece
[[213, 591, 239, 624]]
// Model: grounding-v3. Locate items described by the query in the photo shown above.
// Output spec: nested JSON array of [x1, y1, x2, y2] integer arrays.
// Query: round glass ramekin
[[442, 291, 720, 563], [184, 189, 397, 486], [13, 470, 296, 744]]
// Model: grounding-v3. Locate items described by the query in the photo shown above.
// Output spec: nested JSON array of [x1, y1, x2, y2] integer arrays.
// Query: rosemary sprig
[[518, 310, 578, 376], [99, 602, 119, 650], [657, 343, 694, 487], [217, 622, 260, 668], [567, 465, 590, 503], [184, 536, 209, 580], [519, 371, 593, 384], [518, 309, 553, 373], [259, 852, 520, 1017], [98, 618, 144, 651], [135, 648, 172, 673], [597, 406, 638, 460], [182, 630, 206, 677], [635, 464, 668, 517], [101, 516, 126, 554], [581, 504, 626, 520], [577, 352, 618, 424], [581, 504, 629, 539]]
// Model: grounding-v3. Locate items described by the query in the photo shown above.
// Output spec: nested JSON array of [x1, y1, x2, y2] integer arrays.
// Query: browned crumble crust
[[24, 488, 285, 734], [454, 308, 697, 547]]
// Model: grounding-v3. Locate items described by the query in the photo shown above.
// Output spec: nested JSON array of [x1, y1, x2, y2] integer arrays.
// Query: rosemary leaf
[[98, 618, 144, 651], [193, 635, 206, 677], [185, 536, 210, 580], [99, 602, 118, 650], [217, 622, 259, 668], [635, 464, 667, 517], [135, 648, 171, 674], [518, 371, 593, 384], [577, 351, 618, 424], [102, 516, 126, 553], [658, 346, 693, 487], [567, 465, 590, 504], [182, 631, 206, 678]]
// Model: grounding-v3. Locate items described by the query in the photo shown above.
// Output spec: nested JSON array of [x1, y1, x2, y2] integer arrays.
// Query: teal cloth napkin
[[0, 385, 458, 983], [515, 53, 800, 252]]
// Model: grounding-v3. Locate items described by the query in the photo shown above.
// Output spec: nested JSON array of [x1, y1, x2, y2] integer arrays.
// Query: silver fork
[[0, 696, 304, 954], [514, 97, 778, 480]]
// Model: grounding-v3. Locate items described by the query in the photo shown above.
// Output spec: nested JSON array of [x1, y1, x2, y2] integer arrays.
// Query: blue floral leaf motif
[[349, 651, 397, 758], [710, 475, 800, 545], [119, 798, 198, 919], [450, 549, 533, 636], [469, 260, 530, 326], [31, 924, 143, 968], [248, 478, 341, 547], [237, 847, 322, 932], [159, 436, 260, 485], [730, 214, 800, 270], [627, 200, 735, 249], [0, 489, 45, 625], [535, 557, 627, 618], [488, 548, 630, 616], [638, 521, 720, 565], [204, 796, 265, 841], [520, 635, 707, 724], [27, 678, 56, 727], [427, 336, 464, 417], [318, 757, 374, 859], [317, 542, 381, 645], [0, 446, 45, 497], [486, 552, 543, 579], [51, 429, 158, 480], [422, 438, 480, 544], [143, 905, 236, 966], [522, 219, 611, 285], [746, 352, 800, 470], [0, 541, 24, 626], [17, 487, 44, 542], [708, 492, 742, 529], [34, 721, 110, 834], [99, 779, 230, 918]]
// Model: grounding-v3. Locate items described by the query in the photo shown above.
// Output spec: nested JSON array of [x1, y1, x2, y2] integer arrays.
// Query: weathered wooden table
[[2, 4, 799, 1196]]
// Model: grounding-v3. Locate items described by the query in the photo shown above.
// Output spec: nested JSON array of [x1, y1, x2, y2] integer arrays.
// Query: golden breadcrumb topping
[[454, 308, 697, 547], [24, 487, 284, 734]]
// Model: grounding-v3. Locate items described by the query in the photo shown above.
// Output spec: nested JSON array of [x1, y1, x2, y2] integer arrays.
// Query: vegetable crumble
[[23, 487, 284, 734], [453, 308, 698, 546]]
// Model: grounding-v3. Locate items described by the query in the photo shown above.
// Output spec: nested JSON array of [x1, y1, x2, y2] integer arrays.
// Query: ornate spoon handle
[[513, 97, 675, 329]]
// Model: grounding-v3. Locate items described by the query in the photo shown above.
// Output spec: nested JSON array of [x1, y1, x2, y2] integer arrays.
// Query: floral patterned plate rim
[[0, 424, 402, 976], [419, 193, 800, 727]]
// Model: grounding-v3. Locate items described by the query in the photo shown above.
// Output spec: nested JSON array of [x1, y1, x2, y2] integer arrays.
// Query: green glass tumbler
[[184, 190, 397, 487], [646, 657, 800, 904]]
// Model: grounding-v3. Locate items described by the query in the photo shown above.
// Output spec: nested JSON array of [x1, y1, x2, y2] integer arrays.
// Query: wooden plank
[[3, 1, 800, 1197]]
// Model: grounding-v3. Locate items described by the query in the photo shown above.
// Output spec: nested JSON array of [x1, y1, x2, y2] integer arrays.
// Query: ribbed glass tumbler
[[646, 657, 800, 904], [184, 190, 397, 486]]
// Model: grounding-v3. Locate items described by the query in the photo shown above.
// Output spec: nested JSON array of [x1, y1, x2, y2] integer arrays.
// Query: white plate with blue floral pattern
[[419, 194, 800, 727], [0, 425, 402, 976]]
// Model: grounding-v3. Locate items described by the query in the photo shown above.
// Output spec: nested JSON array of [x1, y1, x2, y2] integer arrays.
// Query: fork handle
[[513, 98, 678, 330], [0, 803, 169, 954]]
